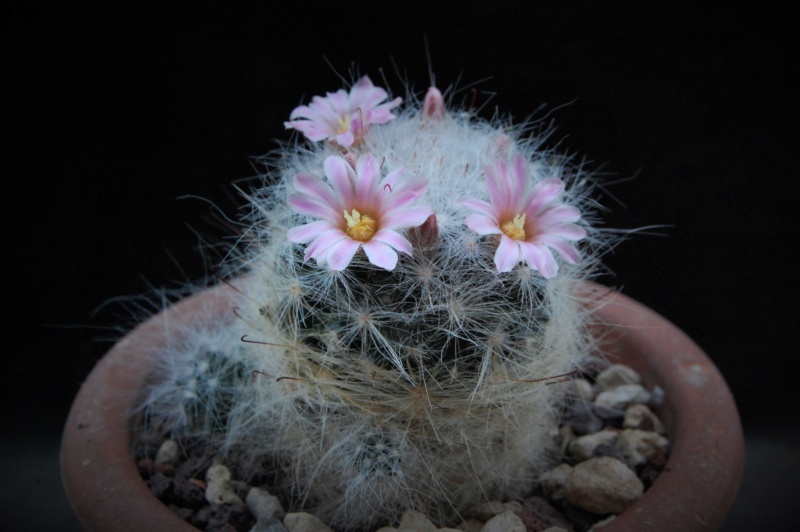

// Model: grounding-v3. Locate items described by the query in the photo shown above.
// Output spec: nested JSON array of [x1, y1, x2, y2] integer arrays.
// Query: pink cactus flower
[[462, 155, 586, 277], [284, 76, 402, 147], [287, 154, 432, 271]]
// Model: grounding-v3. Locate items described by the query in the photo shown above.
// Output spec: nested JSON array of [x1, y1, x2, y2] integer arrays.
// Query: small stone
[[455, 518, 484, 532], [232, 479, 252, 499], [538, 463, 573, 500], [557, 425, 575, 455], [397, 509, 438, 531], [247, 487, 286, 520], [595, 364, 641, 389], [594, 384, 650, 410], [623, 404, 665, 434], [283, 512, 333, 532], [206, 464, 243, 505], [568, 378, 595, 401], [568, 430, 619, 462], [206, 463, 232, 482], [155, 439, 180, 465], [173, 473, 206, 509], [615, 429, 669, 466], [564, 400, 604, 435], [588, 514, 616, 530], [564, 457, 644, 514], [591, 405, 626, 423], [650, 385, 665, 407], [640, 448, 668, 488], [467, 500, 521, 521], [480, 510, 526, 532], [207, 502, 253, 531], [517, 496, 572, 531], [591, 442, 628, 463], [249, 516, 289, 532]]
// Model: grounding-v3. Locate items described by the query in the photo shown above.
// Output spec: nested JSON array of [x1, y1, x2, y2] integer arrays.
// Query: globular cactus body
[[136, 76, 604, 530]]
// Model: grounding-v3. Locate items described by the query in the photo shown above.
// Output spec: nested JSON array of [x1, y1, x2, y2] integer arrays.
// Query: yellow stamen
[[501, 213, 526, 240], [343, 209, 377, 242], [337, 114, 351, 134]]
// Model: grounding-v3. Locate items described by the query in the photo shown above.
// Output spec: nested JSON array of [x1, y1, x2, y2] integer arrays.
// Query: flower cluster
[[285, 77, 587, 278]]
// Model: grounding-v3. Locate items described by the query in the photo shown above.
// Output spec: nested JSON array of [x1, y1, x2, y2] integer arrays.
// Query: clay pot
[[61, 283, 743, 531]]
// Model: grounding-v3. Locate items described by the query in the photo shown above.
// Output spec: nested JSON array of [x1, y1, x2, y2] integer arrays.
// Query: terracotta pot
[[61, 283, 743, 531]]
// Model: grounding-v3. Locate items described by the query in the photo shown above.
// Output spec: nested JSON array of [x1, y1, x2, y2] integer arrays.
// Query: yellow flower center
[[337, 114, 352, 134], [501, 213, 526, 240], [343, 209, 377, 242]]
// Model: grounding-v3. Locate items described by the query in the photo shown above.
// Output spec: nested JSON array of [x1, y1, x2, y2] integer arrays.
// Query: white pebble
[[623, 404, 666, 434], [154, 439, 179, 465], [247, 487, 286, 520], [480, 510, 526, 532], [615, 429, 669, 466], [568, 429, 619, 461], [205, 463, 243, 504], [396, 509, 438, 531], [283, 512, 332, 532], [538, 463, 573, 500], [468, 500, 522, 521], [594, 384, 651, 410], [565, 457, 644, 514], [595, 364, 641, 389], [455, 518, 485, 532], [568, 378, 596, 401]]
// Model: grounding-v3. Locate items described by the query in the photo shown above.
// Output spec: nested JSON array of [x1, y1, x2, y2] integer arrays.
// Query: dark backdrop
[[4, 2, 797, 529]]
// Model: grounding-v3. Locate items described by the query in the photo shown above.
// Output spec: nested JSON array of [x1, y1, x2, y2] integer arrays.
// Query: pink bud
[[422, 87, 445, 120], [410, 213, 439, 248], [344, 152, 358, 169]]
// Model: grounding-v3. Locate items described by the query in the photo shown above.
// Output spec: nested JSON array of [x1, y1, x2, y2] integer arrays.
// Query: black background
[[3, 1, 797, 529]]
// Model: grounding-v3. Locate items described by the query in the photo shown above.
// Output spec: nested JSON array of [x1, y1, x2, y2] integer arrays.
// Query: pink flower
[[287, 154, 432, 271], [461, 155, 586, 277], [284, 76, 402, 147]]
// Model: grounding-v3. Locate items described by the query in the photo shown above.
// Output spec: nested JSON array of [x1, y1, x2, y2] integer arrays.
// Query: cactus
[[135, 75, 608, 530]]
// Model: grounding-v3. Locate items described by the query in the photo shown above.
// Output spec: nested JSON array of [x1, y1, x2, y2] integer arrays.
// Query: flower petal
[[519, 241, 558, 278], [538, 222, 586, 241], [287, 220, 334, 243], [465, 213, 502, 235], [355, 154, 380, 205], [335, 130, 355, 148], [293, 172, 337, 207], [526, 177, 566, 214], [494, 235, 521, 273], [305, 229, 347, 261], [324, 156, 355, 206], [542, 239, 581, 264], [326, 238, 362, 270], [460, 197, 498, 221], [535, 205, 582, 227], [373, 229, 413, 256], [287, 194, 339, 221], [509, 155, 529, 204], [383, 176, 428, 209], [362, 240, 400, 270], [381, 205, 434, 230]]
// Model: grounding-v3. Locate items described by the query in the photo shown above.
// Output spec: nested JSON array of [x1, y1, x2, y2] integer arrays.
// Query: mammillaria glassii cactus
[[136, 75, 608, 529]]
